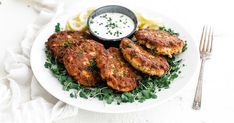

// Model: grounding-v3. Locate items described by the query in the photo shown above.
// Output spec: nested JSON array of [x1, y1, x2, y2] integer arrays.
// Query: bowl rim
[[87, 5, 138, 42]]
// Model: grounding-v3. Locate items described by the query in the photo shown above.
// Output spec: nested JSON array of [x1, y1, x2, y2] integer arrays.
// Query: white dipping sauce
[[89, 13, 135, 40]]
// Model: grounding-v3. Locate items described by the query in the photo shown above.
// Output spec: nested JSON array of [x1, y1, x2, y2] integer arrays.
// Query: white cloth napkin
[[0, 1, 79, 123]]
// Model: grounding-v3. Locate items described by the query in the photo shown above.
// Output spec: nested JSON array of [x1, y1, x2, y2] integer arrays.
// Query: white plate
[[30, 3, 199, 113]]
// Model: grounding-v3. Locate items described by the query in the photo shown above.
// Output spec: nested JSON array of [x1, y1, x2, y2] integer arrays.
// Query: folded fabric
[[0, 1, 79, 123]]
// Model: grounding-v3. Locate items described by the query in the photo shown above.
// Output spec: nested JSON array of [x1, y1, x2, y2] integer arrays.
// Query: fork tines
[[199, 26, 213, 54]]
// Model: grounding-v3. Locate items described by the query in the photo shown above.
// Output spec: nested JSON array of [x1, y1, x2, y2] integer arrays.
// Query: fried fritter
[[135, 29, 184, 57], [96, 47, 140, 92], [120, 38, 169, 76], [63, 40, 105, 86], [47, 31, 90, 62]]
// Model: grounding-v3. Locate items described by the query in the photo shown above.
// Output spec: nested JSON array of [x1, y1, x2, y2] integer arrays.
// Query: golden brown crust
[[47, 31, 91, 62], [135, 29, 184, 57], [96, 47, 140, 92], [120, 38, 170, 76], [63, 40, 105, 86]]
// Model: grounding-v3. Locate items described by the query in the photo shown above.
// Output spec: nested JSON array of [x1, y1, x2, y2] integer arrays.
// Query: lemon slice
[[74, 14, 81, 22], [79, 8, 95, 22], [137, 15, 161, 29], [65, 8, 95, 31], [66, 20, 87, 31]]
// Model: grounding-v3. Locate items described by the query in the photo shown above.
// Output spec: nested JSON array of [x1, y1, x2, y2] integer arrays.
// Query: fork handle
[[192, 59, 206, 110]]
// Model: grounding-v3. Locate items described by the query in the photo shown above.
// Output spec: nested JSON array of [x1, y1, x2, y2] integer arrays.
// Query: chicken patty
[[135, 29, 184, 57], [63, 40, 105, 86], [96, 47, 140, 92], [47, 31, 90, 62], [120, 38, 170, 76]]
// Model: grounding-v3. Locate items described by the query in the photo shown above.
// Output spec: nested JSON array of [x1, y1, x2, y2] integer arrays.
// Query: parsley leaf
[[159, 26, 179, 36], [64, 42, 71, 48], [182, 41, 188, 52], [55, 23, 61, 32]]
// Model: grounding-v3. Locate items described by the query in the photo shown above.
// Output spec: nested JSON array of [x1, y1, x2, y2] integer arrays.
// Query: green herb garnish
[[159, 26, 179, 36], [55, 23, 61, 32], [127, 44, 132, 48], [44, 47, 182, 104], [64, 42, 71, 48], [182, 41, 188, 52]]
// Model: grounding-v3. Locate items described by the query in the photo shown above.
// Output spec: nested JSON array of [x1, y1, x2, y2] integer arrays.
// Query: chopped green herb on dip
[[89, 13, 135, 39]]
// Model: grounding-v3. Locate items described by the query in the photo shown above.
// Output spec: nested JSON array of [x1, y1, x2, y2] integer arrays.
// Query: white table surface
[[1, 0, 234, 123]]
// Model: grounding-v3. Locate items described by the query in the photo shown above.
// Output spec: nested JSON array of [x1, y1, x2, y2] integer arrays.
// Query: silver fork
[[192, 26, 213, 110]]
